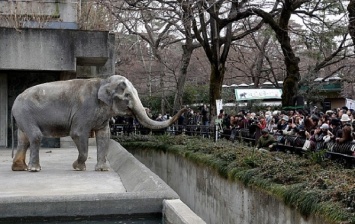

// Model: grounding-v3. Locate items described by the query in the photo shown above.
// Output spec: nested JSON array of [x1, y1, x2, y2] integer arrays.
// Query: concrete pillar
[[0, 73, 8, 147]]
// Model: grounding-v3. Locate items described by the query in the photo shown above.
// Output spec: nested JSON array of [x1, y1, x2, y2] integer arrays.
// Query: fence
[[110, 124, 355, 167]]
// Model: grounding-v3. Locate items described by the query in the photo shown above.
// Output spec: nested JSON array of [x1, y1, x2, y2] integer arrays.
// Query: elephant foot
[[95, 163, 109, 171], [73, 160, 86, 171], [12, 161, 28, 171], [28, 163, 41, 172]]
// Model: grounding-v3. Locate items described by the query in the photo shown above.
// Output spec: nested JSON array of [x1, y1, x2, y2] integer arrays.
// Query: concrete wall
[[163, 199, 206, 224], [6, 72, 61, 148], [0, 0, 77, 29], [129, 148, 328, 224], [0, 74, 7, 147], [0, 1, 116, 147], [0, 0, 76, 20], [0, 28, 113, 73], [108, 141, 206, 224]]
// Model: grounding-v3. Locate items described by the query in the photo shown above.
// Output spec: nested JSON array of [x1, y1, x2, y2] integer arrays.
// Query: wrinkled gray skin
[[12, 75, 186, 172]]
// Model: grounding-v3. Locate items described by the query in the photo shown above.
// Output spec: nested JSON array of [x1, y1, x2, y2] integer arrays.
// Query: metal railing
[[110, 124, 355, 166]]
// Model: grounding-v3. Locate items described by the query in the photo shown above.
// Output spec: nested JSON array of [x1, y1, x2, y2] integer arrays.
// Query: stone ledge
[[163, 199, 206, 224]]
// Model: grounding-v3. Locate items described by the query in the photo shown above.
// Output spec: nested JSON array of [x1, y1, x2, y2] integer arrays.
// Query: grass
[[114, 134, 355, 223]]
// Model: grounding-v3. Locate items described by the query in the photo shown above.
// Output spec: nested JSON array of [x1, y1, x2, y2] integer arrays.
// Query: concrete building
[[0, 0, 115, 147]]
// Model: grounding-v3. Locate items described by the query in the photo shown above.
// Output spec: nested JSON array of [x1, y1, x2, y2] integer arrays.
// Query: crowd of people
[[109, 104, 355, 155], [216, 106, 355, 154]]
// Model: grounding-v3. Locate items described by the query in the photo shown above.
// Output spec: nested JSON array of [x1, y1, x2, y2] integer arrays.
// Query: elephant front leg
[[95, 126, 110, 171], [71, 135, 89, 171], [27, 132, 43, 172], [12, 130, 29, 171]]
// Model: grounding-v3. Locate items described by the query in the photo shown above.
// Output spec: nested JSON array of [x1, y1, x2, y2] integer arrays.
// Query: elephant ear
[[98, 79, 127, 106], [98, 82, 114, 105]]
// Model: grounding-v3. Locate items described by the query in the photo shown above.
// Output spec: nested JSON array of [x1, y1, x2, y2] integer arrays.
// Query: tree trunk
[[252, 34, 270, 87], [348, 0, 355, 53], [250, 3, 302, 107], [209, 63, 225, 119], [274, 9, 300, 106], [278, 37, 300, 106], [173, 44, 193, 112], [160, 65, 166, 115]]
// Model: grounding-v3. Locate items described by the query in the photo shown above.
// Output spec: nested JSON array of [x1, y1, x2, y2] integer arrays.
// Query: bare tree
[[187, 0, 264, 117], [100, 0, 204, 114], [101, 0, 355, 112]]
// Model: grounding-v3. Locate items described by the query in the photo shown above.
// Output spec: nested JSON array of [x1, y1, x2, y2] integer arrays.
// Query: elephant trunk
[[131, 101, 186, 130]]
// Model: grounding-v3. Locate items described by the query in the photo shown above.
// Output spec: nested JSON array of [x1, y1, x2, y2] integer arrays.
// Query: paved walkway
[[0, 146, 126, 197]]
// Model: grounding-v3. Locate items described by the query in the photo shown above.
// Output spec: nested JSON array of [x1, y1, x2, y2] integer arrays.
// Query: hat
[[340, 114, 351, 122], [326, 110, 334, 114], [342, 106, 348, 111], [311, 115, 319, 122], [330, 118, 340, 125], [261, 128, 269, 134], [320, 123, 329, 129], [281, 115, 289, 122]]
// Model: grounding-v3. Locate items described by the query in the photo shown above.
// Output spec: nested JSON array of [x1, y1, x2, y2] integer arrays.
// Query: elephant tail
[[11, 112, 14, 158]]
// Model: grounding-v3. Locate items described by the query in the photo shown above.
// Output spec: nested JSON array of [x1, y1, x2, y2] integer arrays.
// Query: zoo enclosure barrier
[[110, 123, 355, 166]]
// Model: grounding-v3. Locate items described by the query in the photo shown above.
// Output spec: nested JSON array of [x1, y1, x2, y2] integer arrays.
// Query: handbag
[[302, 139, 311, 151]]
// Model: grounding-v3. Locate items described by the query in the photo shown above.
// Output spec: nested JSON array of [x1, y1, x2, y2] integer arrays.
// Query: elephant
[[11, 75, 186, 172]]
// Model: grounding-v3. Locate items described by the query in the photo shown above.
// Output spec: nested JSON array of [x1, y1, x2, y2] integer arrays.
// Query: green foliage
[[221, 87, 235, 103], [283, 185, 321, 216], [307, 150, 327, 165], [139, 84, 209, 114], [140, 94, 175, 114], [183, 84, 209, 105], [298, 74, 327, 106]]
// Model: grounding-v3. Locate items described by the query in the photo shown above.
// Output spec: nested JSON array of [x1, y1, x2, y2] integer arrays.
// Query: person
[[321, 123, 334, 144], [235, 114, 248, 129], [218, 109, 224, 119], [155, 114, 163, 121], [330, 118, 342, 141], [282, 118, 297, 136], [277, 115, 289, 131], [340, 114, 351, 127], [201, 104, 209, 126], [255, 128, 277, 151], [331, 123, 354, 155], [304, 115, 317, 133], [256, 115, 267, 130], [254, 115, 267, 142], [309, 123, 329, 151], [336, 124, 353, 144], [125, 116, 134, 136]]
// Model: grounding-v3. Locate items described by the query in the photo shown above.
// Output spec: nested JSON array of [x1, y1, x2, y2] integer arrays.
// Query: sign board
[[235, 89, 282, 101], [216, 99, 223, 115], [346, 98, 355, 110]]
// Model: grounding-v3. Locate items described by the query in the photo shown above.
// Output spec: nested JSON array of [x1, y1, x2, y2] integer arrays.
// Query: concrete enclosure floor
[[0, 146, 126, 197], [0, 141, 204, 224]]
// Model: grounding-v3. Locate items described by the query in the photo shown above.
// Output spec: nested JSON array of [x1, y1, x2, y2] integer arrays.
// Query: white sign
[[216, 99, 223, 115], [346, 98, 355, 110], [235, 89, 282, 101]]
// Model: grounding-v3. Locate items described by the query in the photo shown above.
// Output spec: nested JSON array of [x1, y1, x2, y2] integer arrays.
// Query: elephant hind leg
[[12, 130, 29, 171]]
